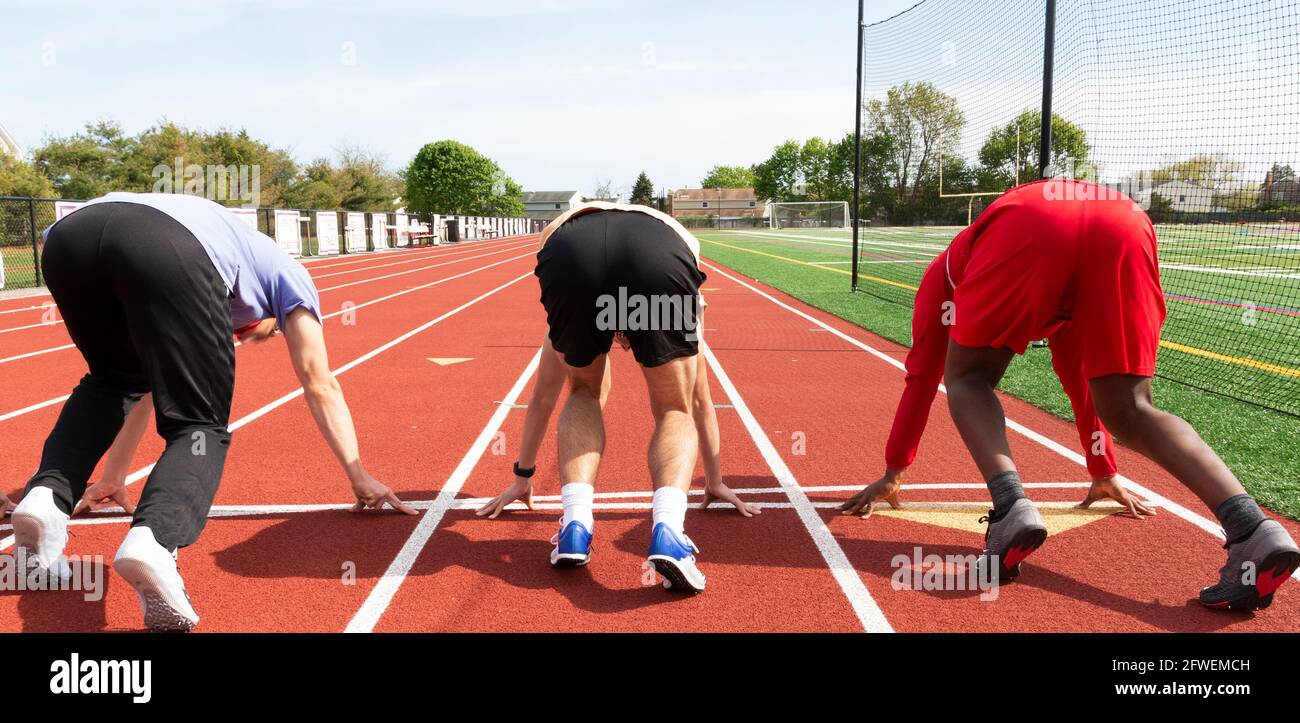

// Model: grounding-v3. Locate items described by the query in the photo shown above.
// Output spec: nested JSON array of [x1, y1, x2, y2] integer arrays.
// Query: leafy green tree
[[754, 140, 803, 201], [333, 146, 401, 211], [977, 110, 1090, 188], [799, 137, 833, 200], [32, 121, 133, 199], [630, 171, 655, 206], [0, 155, 57, 197], [700, 165, 756, 189], [404, 140, 523, 216], [866, 81, 965, 204], [1269, 163, 1295, 182]]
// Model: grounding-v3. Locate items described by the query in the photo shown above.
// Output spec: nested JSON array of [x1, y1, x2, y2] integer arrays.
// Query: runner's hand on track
[[701, 480, 761, 517], [1077, 475, 1158, 520], [72, 477, 136, 516], [350, 472, 418, 515], [476, 477, 534, 519], [0, 492, 14, 517], [839, 470, 904, 519]]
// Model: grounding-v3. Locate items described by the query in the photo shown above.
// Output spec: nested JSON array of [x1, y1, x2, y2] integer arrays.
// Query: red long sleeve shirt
[[883, 250, 1118, 479]]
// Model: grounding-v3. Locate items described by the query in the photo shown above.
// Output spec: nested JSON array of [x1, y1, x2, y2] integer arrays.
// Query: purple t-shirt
[[71, 193, 321, 331]]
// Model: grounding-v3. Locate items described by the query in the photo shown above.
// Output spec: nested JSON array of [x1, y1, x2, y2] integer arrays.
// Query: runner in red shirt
[[840, 179, 1298, 611]]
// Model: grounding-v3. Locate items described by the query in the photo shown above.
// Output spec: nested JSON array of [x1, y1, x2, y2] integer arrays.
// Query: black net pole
[[851, 0, 864, 291], [1038, 0, 1057, 179]]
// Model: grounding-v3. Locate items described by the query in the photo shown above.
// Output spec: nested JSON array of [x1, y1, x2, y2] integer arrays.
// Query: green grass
[[697, 227, 1300, 520], [1, 244, 41, 289]]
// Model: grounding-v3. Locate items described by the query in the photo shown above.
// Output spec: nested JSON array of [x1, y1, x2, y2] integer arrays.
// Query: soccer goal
[[767, 201, 850, 230]]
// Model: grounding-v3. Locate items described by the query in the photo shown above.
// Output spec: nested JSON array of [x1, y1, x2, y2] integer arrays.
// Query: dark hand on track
[[72, 478, 136, 516], [701, 480, 761, 517], [476, 477, 534, 519], [839, 471, 904, 519], [1077, 475, 1158, 520], [0, 492, 14, 517], [351, 473, 418, 515]]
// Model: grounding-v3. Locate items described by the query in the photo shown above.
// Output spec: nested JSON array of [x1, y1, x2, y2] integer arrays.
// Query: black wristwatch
[[513, 462, 536, 479]]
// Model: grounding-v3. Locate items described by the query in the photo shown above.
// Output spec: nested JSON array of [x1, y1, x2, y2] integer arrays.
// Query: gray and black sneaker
[[976, 498, 1048, 583], [1199, 519, 1300, 612]]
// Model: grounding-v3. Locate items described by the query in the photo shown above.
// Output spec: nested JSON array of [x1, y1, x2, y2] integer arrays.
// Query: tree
[[630, 171, 655, 206], [799, 137, 833, 200], [866, 81, 965, 204], [1150, 153, 1242, 189], [1269, 164, 1295, 182], [700, 165, 756, 189], [591, 178, 614, 200], [333, 146, 401, 211], [32, 120, 133, 199], [0, 155, 56, 197], [404, 140, 523, 216], [977, 110, 1090, 189], [754, 140, 803, 201]]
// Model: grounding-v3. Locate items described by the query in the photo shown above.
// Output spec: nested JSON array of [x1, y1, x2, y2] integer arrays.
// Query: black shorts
[[536, 210, 706, 368]]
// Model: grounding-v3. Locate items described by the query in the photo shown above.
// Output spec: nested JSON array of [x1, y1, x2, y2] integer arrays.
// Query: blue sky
[[1, 0, 921, 196]]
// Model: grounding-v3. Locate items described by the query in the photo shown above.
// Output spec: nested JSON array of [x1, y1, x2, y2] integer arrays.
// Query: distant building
[[0, 122, 21, 159], [667, 188, 763, 223], [1262, 171, 1300, 205], [1126, 180, 1225, 214], [522, 191, 582, 222]]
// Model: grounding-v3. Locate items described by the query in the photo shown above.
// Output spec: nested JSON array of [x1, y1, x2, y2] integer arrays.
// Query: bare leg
[[1089, 374, 1245, 510], [642, 356, 698, 493], [557, 353, 609, 487], [943, 341, 1017, 480], [691, 354, 722, 487]]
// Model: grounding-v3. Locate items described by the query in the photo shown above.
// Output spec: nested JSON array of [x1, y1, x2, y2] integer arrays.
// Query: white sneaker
[[11, 486, 72, 580], [113, 526, 200, 632]]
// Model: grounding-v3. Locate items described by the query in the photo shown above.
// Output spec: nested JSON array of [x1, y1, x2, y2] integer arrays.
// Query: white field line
[[0, 343, 75, 365], [0, 270, 536, 553], [702, 342, 893, 633], [344, 347, 543, 633], [0, 318, 63, 335], [699, 261, 1294, 578], [0, 301, 54, 316], [0, 250, 534, 417]]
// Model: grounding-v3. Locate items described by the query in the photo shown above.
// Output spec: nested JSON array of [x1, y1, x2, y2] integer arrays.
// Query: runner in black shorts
[[531, 203, 714, 593]]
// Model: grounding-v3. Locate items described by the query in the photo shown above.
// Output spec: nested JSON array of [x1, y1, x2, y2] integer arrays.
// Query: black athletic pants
[[25, 202, 235, 551]]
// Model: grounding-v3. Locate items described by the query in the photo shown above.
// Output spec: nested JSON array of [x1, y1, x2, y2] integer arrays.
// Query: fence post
[[851, 0, 865, 292], [28, 197, 42, 286], [1038, 0, 1058, 179]]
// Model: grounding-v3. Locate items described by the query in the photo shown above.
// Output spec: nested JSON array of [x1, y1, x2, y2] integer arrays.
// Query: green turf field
[[697, 226, 1300, 520]]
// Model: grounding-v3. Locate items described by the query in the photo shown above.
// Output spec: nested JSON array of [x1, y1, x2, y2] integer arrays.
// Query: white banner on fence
[[315, 212, 340, 256], [370, 213, 388, 251], [273, 210, 302, 257], [0, 241, 5, 289], [54, 201, 84, 220], [394, 213, 409, 247], [231, 208, 258, 230], [346, 213, 367, 253]]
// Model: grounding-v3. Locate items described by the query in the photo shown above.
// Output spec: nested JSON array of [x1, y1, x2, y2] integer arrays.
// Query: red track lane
[[695, 262, 1300, 632], [0, 241, 540, 500], [371, 347, 864, 632], [0, 252, 541, 631], [4, 249, 1298, 633], [0, 240, 539, 422]]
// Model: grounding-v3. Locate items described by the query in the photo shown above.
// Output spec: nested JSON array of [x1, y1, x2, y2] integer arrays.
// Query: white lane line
[[315, 240, 537, 294], [700, 262, 1277, 572], [0, 271, 536, 552], [0, 251, 534, 419], [0, 394, 70, 423], [0, 344, 75, 365], [344, 347, 542, 633], [702, 341, 894, 633], [0, 319, 63, 335], [310, 237, 528, 280]]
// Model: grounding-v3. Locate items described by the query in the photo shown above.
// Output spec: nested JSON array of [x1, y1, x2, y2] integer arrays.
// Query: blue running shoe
[[550, 519, 593, 567], [647, 522, 706, 594]]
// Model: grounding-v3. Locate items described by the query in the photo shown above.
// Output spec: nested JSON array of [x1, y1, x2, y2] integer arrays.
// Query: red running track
[[1, 240, 1297, 631]]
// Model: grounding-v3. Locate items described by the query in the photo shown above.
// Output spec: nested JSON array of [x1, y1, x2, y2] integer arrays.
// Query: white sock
[[652, 486, 688, 535], [561, 483, 595, 531]]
